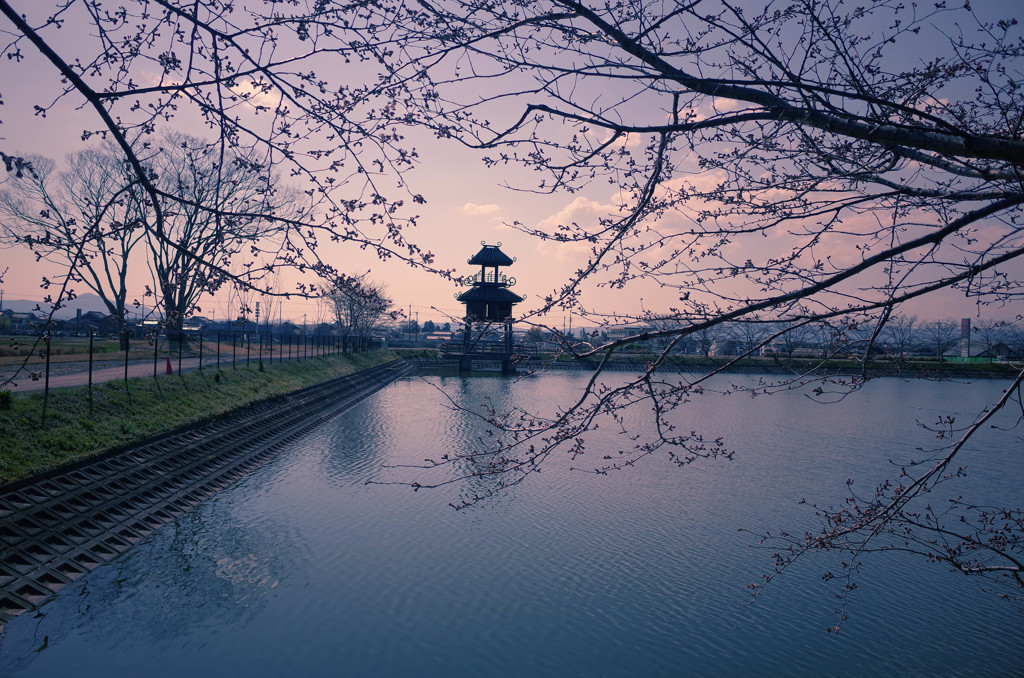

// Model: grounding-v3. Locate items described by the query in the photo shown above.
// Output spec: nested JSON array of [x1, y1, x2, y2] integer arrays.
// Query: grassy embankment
[[0, 349, 424, 487]]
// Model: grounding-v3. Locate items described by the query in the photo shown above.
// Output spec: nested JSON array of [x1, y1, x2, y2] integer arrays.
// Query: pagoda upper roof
[[468, 244, 515, 267], [456, 286, 524, 304]]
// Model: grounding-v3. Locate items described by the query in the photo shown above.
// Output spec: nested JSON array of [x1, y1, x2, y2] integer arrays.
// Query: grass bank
[[0, 350, 418, 487]]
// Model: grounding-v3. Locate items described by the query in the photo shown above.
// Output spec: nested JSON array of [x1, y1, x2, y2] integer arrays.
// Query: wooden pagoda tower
[[454, 242, 524, 373]]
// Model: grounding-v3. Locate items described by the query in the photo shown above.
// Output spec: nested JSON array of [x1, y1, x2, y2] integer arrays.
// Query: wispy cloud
[[461, 202, 503, 216]]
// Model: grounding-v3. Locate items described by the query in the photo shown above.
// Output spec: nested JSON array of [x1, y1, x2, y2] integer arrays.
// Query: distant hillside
[[1, 293, 110, 318]]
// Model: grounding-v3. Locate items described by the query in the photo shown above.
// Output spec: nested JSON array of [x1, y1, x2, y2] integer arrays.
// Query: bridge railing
[[441, 341, 531, 356]]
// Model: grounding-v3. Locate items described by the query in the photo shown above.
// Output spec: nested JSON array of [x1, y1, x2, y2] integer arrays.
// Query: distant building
[[710, 339, 741, 356], [454, 243, 524, 374], [70, 310, 114, 333], [972, 342, 1021, 361], [456, 244, 524, 322], [3, 310, 40, 333], [279, 321, 302, 336]]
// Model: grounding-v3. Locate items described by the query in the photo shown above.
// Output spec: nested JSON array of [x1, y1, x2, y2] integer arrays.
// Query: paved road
[[0, 352, 294, 392], [1, 357, 206, 391]]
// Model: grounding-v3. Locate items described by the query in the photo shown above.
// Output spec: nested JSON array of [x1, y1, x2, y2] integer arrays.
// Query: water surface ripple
[[0, 372, 1020, 677]]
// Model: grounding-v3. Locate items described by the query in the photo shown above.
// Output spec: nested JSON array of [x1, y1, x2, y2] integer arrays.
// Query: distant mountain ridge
[[1, 293, 111, 318]]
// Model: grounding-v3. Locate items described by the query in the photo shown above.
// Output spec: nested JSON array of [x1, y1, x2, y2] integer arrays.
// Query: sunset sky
[[1, 1, 1020, 329], [0, 43, 617, 327]]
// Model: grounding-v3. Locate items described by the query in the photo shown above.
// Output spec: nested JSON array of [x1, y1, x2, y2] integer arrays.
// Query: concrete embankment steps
[[0, 359, 412, 625]]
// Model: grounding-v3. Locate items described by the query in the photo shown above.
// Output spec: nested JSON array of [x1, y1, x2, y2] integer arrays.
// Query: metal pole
[[88, 330, 94, 416], [123, 328, 129, 393], [199, 329, 204, 371], [42, 332, 51, 425]]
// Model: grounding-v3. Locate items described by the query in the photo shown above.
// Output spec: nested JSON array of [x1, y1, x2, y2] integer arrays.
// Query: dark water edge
[[411, 354, 1022, 380]]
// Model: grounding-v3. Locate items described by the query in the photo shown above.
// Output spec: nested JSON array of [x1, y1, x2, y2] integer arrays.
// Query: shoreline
[[412, 355, 1022, 381]]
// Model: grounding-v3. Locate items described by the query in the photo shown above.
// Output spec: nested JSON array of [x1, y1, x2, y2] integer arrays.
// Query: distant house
[[312, 323, 338, 337], [604, 325, 654, 341], [3, 310, 40, 333], [711, 339, 742, 356], [278, 321, 302, 336], [76, 310, 112, 331], [181, 317, 211, 336], [138, 318, 162, 336], [973, 342, 1022, 361], [80, 310, 107, 322]]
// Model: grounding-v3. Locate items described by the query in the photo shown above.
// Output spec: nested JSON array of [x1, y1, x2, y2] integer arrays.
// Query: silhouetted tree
[[972, 318, 1014, 361], [328, 274, 394, 344], [0, 145, 147, 348], [0, 0, 447, 343], [145, 132, 298, 340], [922, 319, 961, 362], [881, 314, 919, 360]]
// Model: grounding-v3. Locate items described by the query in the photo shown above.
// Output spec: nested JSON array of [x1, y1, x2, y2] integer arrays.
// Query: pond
[[0, 370, 1021, 677]]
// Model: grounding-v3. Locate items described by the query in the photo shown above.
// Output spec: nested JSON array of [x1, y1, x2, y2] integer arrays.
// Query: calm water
[[1, 371, 1021, 677]]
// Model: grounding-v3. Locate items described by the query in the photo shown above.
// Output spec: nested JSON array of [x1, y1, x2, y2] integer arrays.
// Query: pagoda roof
[[456, 286, 524, 304], [468, 244, 515, 267]]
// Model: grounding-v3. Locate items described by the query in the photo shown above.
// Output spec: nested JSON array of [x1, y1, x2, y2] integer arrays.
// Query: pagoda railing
[[464, 271, 516, 286]]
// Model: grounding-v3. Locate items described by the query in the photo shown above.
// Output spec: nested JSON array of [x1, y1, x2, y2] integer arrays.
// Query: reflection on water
[[1, 372, 1021, 678]]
